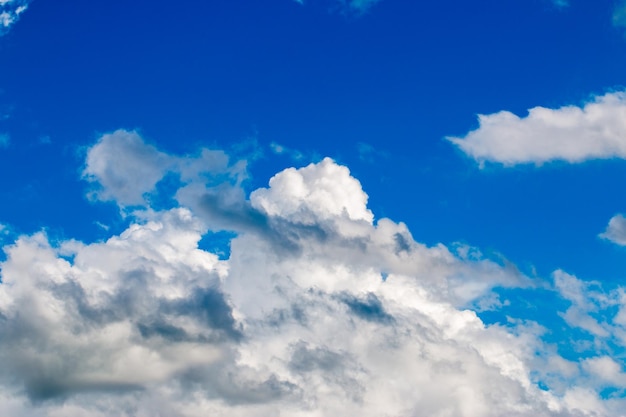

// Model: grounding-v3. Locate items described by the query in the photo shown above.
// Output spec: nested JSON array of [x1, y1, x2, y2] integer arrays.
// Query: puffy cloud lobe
[[83, 130, 175, 206], [3, 132, 626, 416], [447, 91, 626, 166], [250, 157, 373, 224], [0, 0, 29, 35]]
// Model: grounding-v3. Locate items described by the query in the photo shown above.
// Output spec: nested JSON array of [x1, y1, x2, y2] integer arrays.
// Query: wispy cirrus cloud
[[0, 0, 29, 36], [1, 130, 626, 415], [448, 91, 626, 166]]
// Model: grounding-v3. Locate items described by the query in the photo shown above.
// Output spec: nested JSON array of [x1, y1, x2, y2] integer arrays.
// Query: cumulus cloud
[[600, 214, 626, 246], [0, 0, 29, 36], [2, 130, 626, 415], [448, 91, 626, 166]]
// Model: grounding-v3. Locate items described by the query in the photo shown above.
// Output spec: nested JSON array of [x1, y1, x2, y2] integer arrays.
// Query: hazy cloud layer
[[448, 91, 626, 166], [339, 0, 381, 13], [1, 130, 626, 416], [293, 0, 381, 14], [551, 0, 569, 8], [614, 1, 626, 29]]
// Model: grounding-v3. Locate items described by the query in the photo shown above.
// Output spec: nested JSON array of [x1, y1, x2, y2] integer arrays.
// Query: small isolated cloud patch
[[270, 141, 304, 161], [600, 214, 626, 246], [0, 133, 8, 148], [447, 91, 626, 166]]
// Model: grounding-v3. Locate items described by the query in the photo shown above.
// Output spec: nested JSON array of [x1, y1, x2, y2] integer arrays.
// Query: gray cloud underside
[[1, 130, 626, 416]]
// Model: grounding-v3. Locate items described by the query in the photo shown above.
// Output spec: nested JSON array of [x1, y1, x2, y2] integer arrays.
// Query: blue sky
[[3, 0, 626, 415]]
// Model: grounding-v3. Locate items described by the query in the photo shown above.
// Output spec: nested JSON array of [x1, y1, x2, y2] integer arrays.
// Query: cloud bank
[[0, 0, 29, 36], [448, 91, 626, 166], [1, 130, 626, 416]]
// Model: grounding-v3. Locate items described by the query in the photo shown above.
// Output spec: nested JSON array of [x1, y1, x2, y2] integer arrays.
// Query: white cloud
[[0, 0, 29, 36], [83, 130, 245, 209], [553, 270, 615, 338], [83, 130, 175, 206], [582, 356, 626, 387], [600, 214, 626, 246], [3, 131, 626, 415], [447, 91, 626, 166], [250, 157, 374, 224]]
